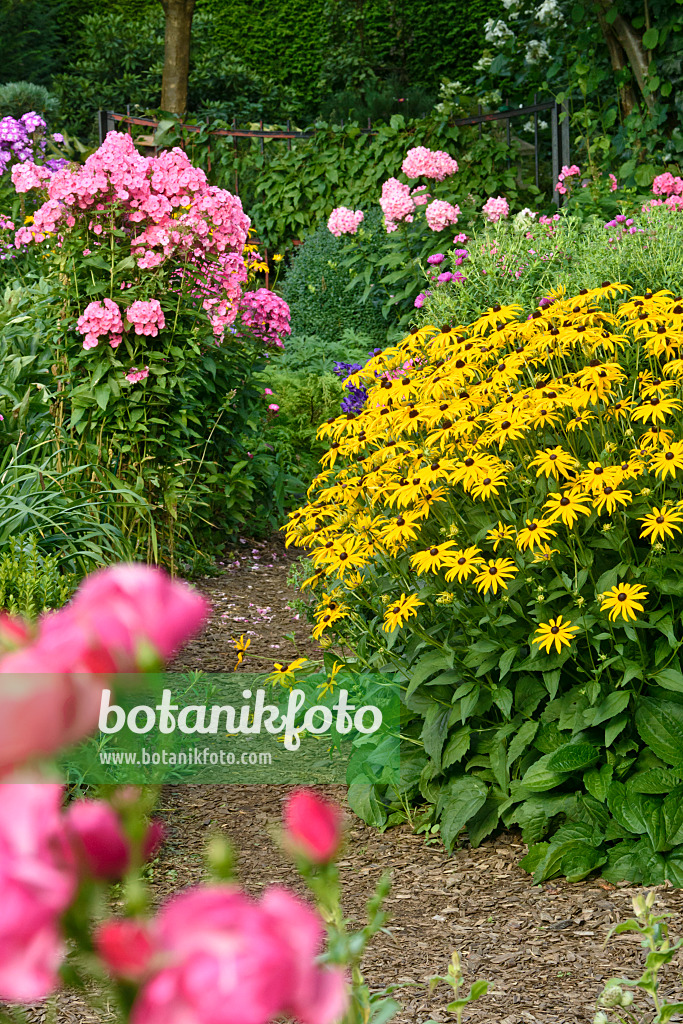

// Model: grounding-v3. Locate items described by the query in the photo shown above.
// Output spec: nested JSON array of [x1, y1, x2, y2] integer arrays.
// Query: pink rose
[[96, 919, 154, 980], [0, 784, 76, 1002], [283, 790, 342, 863], [65, 800, 130, 880], [130, 884, 347, 1024]]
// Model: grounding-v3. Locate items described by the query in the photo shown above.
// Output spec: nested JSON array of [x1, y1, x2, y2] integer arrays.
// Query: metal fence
[[99, 97, 571, 206]]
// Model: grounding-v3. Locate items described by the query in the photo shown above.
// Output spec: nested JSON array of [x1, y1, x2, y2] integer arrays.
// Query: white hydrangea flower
[[484, 18, 515, 45], [536, 0, 566, 23], [525, 38, 550, 63]]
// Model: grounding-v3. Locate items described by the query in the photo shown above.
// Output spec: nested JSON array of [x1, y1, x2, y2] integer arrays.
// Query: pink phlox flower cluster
[[555, 164, 581, 195], [454, 232, 468, 243], [653, 172, 683, 196], [482, 196, 510, 223], [425, 200, 460, 232], [125, 367, 150, 384], [379, 178, 414, 232], [402, 146, 458, 181], [239, 288, 291, 348], [538, 213, 560, 227], [76, 299, 124, 350], [642, 195, 683, 214], [126, 299, 165, 337], [13, 132, 250, 272], [410, 186, 430, 206], [609, 173, 618, 191], [327, 207, 364, 236], [11, 161, 51, 193]]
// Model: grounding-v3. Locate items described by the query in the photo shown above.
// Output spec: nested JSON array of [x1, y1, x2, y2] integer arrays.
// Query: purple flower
[[427, 253, 445, 265]]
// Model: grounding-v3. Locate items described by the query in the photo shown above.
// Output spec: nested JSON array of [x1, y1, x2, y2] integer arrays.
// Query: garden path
[[161, 541, 683, 1024]]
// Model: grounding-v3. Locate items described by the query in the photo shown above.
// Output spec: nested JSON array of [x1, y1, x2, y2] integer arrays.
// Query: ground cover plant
[[287, 282, 683, 886]]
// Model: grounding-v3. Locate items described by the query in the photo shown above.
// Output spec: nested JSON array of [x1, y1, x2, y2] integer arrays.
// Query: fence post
[[551, 102, 561, 207], [233, 117, 239, 197], [561, 100, 570, 173], [98, 110, 115, 145], [533, 93, 539, 189]]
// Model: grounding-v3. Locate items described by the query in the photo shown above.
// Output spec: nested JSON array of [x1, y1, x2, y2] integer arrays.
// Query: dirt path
[[157, 541, 683, 1024]]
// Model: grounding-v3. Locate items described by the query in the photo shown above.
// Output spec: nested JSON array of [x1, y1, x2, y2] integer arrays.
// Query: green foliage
[[0, 81, 59, 119], [474, 0, 683, 187], [201, 0, 500, 112], [281, 216, 390, 343], [257, 330, 376, 508], [0, 0, 67, 86], [0, 533, 75, 616]]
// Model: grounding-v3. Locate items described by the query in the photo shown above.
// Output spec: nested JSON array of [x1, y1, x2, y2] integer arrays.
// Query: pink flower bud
[[65, 800, 130, 880], [96, 920, 154, 980], [283, 790, 342, 863]]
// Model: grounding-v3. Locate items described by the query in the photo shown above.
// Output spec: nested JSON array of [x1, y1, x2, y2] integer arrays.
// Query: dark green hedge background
[[1, 0, 501, 107]]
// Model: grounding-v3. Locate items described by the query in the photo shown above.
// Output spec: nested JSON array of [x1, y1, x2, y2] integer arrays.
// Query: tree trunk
[[160, 0, 196, 115], [592, 0, 655, 113], [595, 8, 639, 119]]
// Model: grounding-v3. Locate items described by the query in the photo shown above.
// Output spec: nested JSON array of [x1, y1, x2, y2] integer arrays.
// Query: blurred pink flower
[[0, 784, 76, 1002], [65, 800, 130, 880], [284, 790, 342, 864], [327, 207, 364, 236], [96, 919, 154, 981], [129, 885, 348, 1024]]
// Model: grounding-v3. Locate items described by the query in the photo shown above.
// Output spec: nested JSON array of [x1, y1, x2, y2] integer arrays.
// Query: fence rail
[[99, 98, 571, 206]]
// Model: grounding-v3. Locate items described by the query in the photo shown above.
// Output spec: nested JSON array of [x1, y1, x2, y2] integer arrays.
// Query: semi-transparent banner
[[49, 670, 402, 786]]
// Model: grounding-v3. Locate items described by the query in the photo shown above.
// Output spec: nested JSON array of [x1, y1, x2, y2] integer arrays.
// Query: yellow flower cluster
[[286, 284, 683, 648]]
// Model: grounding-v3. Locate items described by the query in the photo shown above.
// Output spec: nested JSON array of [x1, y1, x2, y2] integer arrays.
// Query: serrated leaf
[[437, 777, 488, 853], [636, 697, 683, 766], [583, 763, 613, 802], [546, 742, 599, 773], [591, 690, 630, 726], [441, 726, 471, 769], [507, 720, 539, 768]]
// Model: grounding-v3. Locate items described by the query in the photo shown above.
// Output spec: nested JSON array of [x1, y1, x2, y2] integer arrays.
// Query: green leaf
[[441, 726, 471, 769], [642, 26, 659, 48], [546, 742, 599, 773], [629, 767, 682, 794], [605, 713, 629, 746], [94, 383, 110, 412], [347, 780, 387, 829], [659, 1005, 683, 1023], [468, 980, 489, 1001], [652, 667, 683, 693], [561, 843, 607, 883], [437, 777, 488, 853], [499, 646, 518, 678], [591, 691, 630, 726], [467, 797, 502, 847], [421, 705, 451, 765], [507, 720, 539, 768], [521, 753, 566, 792], [636, 697, 683, 766], [583, 763, 613, 802]]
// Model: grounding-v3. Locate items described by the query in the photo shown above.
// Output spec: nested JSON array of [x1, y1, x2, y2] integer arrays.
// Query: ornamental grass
[[287, 283, 683, 886]]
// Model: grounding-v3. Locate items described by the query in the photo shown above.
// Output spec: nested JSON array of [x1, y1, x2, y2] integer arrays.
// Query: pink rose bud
[[143, 819, 165, 861], [96, 920, 154, 980], [65, 800, 130, 880], [283, 790, 342, 863]]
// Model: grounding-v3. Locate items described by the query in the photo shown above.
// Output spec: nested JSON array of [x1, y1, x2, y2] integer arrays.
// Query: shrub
[[282, 212, 391, 343], [288, 284, 683, 886], [0, 533, 75, 616], [0, 81, 59, 120]]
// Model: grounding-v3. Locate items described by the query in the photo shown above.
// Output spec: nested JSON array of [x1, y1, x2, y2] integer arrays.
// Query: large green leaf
[[636, 698, 683, 766], [521, 753, 566, 792], [546, 742, 599, 773], [437, 777, 488, 853]]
